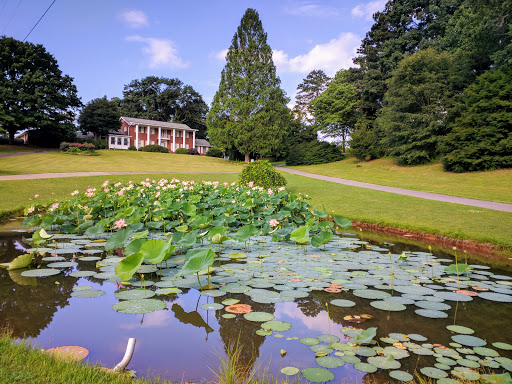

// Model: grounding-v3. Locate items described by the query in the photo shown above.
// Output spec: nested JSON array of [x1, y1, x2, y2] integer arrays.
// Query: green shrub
[[286, 141, 344, 166], [86, 139, 107, 149], [175, 147, 190, 154], [128, 145, 137, 151], [238, 160, 286, 189], [206, 148, 223, 158], [188, 148, 199, 155], [60, 142, 95, 151], [140, 145, 169, 153]]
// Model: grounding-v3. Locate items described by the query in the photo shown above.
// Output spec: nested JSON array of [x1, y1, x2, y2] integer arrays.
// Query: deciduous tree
[[78, 96, 121, 139]]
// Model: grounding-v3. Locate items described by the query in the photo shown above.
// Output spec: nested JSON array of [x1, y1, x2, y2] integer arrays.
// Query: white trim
[[172, 129, 176, 152], [158, 127, 161, 146], [135, 124, 139, 149]]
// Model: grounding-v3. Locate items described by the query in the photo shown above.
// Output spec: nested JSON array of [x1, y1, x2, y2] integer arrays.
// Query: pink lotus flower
[[248, 181, 254, 187], [34, 194, 39, 198], [269, 218, 279, 227], [114, 218, 127, 229]]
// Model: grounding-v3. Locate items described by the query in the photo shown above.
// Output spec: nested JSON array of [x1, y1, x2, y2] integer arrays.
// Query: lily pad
[[21, 269, 60, 277], [368, 355, 401, 369], [420, 367, 448, 379], [222, 314, 236, 319], [451, 366, 481, 380], [451, 335, 487, 347], [493, 342, 512, 350], [473, 347, 500, 357], [261, 320, 291, 332], [353, 289, 391, 300], [370, 300, 407, 311], [155, 288, 182, 295], [200, 290, 226, 297], [354, 362, 377, 373], [244, 312, 274, 322], [71, 289, 105, 298], [301, 367, 335, 382], [330, 299, 356, 307], [389, 370, 413, 382], [315, 356, 344, 368], [415, 309, 448, 318], [447, 325, 475, 335], [115, 289, 155, 300], [199, 303, 224, 311], [72, 285, 92, 291], [478, 292, 512, 302], [113, 298, 166, 314], [300, 338, 320, 346]]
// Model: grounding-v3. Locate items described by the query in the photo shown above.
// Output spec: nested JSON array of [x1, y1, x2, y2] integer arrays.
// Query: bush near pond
[[139, 145, 169, 153], [286, 141, 344, 166], [238, 160, 286, 189], [175, 148, 190, 155]]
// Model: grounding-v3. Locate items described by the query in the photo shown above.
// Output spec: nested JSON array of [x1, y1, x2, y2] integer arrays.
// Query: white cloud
[[351, 0, 387, 21], [126, 36, 188, 69], [211, 48, 228, 61], [272, 32, 360, 75], [283, 2, 340, 18], [119, 9, 149, 28]]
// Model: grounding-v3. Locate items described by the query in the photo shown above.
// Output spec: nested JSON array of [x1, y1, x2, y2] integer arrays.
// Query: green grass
[[0, 145, 47, 153], [0, 150, 242, 175], [287, 157, 512, 204], [284, 173, 512, 250]]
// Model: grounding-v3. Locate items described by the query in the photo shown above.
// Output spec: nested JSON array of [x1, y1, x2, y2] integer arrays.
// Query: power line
[[1, 0, 22, 35], [23, 0, 56, 42]]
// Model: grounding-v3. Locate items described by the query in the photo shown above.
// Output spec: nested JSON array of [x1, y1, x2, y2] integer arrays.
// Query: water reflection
[[172, 303, 214, 336]]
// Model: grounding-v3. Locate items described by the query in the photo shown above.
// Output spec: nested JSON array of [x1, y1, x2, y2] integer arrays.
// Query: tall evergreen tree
[[293, 70, 330, 126], [207, 8, 290, 162]]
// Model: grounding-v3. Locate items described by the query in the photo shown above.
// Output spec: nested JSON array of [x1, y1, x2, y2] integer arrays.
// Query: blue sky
[[1, 0, 386, 108]]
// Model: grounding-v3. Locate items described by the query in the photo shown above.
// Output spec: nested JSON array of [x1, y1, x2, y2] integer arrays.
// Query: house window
[[151, 128, 155, 134], [138, 127, 145, 133], [110, 137, 115, 144], [150, 140, 155, 145], [117, 138, 122, 145], [124, 138, 128, 146], [185, 144, 189, 149], [123, 126, 127, 132]]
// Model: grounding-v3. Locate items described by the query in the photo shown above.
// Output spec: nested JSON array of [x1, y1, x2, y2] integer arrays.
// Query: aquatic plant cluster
[[7, 179, 512, 383]]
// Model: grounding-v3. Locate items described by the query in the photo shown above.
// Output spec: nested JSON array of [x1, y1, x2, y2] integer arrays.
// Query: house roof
[[195, 139, 211, 147], [120, 116, 197, 131], [108, 130, 129, 136]]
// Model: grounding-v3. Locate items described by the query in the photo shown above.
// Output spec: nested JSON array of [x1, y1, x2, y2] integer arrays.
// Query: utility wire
[[1, 0, 22, 35], [23, 0, 56, 42]]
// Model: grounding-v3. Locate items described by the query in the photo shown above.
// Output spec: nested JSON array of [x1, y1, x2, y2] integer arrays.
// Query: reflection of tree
[[172, 303, 213, 338], [215, 294, 275, 379], [0, 233, 76, 338], [295, 296, 323, 318]]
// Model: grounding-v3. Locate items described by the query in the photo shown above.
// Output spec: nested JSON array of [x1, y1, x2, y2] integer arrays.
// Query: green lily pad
[[256, 329, 272, 336], [261, 321, 291, 332], [200, 290, 226, 297], [342, 355, 361, 364], [493, 342, 512, 350], [21, 269, 60, 277], [355, 346, 377, 357], [73, 285, 92, 291], [301, 367, 335, 383], [317, 334, 340, 344], [407, 334, 428, 342], [383, 346, 410, 359], [69, 271, 96, 277], [310, 345, 334, 354], [415, 309, 448, 318], [41, 256, 65, 261], [113, 298, 166, 314], [330, 299, 356, 307], [155, 288, 182, 295], [451, 335, 487, 347], [199, 303, 224, 310], [281, 367, 299, 376], [354, 362, 377, 373], [473, 347, 499, 357], [389, 370, 414, 381], [221, 298, 240, 306], [353, 289, 391, 300], [115, 289, 156, 300], [447, 325, 475, 334], [457, 359, 480, 368], [222, 314, 236, 319], [368, 355, 401, 369], [244, 312, 275, 322], [451, 366, 481, 381], [478, 292, 512, 302], [420, 367, 448, 379], [71, 289, 106, 298], [79, 256, 102, 261], [370, 300, 407, 311], [301, 338, 320, 346], [315, 356, 344, 368]]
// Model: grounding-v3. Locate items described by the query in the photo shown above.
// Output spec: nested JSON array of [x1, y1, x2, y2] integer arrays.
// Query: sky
[[0, 0, 386, 108]]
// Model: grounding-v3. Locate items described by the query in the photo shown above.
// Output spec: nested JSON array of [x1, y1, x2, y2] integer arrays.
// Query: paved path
[[0, 171, 238, 181], [277, 166, 512, 213]]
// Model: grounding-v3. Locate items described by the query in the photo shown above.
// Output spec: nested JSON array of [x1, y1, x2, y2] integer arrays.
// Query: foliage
[[293, 70, 330, 126], [0, 37, 81, 146], [188, 148, 199, 155], [286, 141, 343, 166], [206, 148, 223, 158], [78, 96, 121, 139], [120, 76, 209, 139], [442, 67, 512, 172], [310, 70, 359, 152], [207, 8, 291, 162], [349, 121, 386, 161], [83, 138, 107, 149], [175, 148, 190, 155], [377, 48, 468, 165], [238, 160, 286, 189], [128, 145, 137, 151], [60, 142, 95, 151], [139, 145, 169, 153]]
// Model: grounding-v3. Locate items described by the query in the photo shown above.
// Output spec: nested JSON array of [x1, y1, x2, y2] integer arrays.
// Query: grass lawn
[[0, 145, 49, 153], [287, 157, 512, 204], [0, 150, 242, 175]]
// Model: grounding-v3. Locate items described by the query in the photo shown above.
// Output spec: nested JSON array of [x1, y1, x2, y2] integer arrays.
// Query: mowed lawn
[[287, 157, 512, 204], [0, 150, 242, 175]]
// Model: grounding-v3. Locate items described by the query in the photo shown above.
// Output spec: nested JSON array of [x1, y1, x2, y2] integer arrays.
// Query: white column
[[192, 131, 196, 151], [135, 125, 139, 149], [172, 129, 176, 151], [146, 126, 150, 145], [158, 127, 161, 146], [182, 130, 186, 148]]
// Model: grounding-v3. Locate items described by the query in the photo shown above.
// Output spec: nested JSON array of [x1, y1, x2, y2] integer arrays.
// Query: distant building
[[108, 116, 211, 154]]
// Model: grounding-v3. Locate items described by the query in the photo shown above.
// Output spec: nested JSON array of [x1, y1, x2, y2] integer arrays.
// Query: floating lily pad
[[69, 271, 95, 277], [113, 298, 166, 314], [310, 345, 334, 354], [72, 285, 92, 291], [200, 303, 224, 311], [301, 367, 334, 383], [383, 346, 410, 359], [71, 289, 105, 298], [408, 334, 428, 342], [451, 335, 487, 347], [301, 338, 320, 346], [221, 298, 240, 306], [155, 288, 182, 295], [435, 292, 473, 302], [256, 329, 272, 336], [317, 334, 340, 344], [478, 292, 512, 302], [420, 367, 448, 379], [368, 356, 401, 369], [281, 367, 299, 376], [244, 312, 274, 322], [415, 301, 451, 311], [200, 290, 226, 297], [316, 356, 344, 368], [342, 355, 361, 364], [222, 314, 236, 319], [353, 289, 391, 300], [473, 347, 499, 357], [261, 321, 291, 332], [447, 325, 475, 335], [451, 366, 481, 380], [355, 346, 377, 357], [354, 362, 377, 373], [415, 309, 448, 318], [370, 300, 407, 311], [437, 357, 457, 366], [330, 299, 356, 307], [493, 342, 512, 350], [457, 359, 480, 368], [42, 256, 65, 261], [115, 289, 155, 300], [389, 370, 413, 382], [21, 269, 60, 277], [79, 256, 102, 261]]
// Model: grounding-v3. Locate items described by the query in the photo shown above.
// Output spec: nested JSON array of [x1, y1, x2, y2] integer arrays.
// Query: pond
[[1, 220, 511, 383]]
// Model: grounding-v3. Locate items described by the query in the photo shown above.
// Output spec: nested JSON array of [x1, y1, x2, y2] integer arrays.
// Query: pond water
[[1, 222, 511, 383]]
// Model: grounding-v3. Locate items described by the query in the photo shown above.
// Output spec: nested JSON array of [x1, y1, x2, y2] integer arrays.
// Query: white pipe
[[114, 338, 136, 371]]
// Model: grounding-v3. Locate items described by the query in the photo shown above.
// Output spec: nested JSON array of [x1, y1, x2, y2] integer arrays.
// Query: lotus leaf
[[281, 367, 299, 376], [105, 228, 136, 251], [354, 362, 377, 373], [261, 320, 291, 332], [71, 289, 106, 298], [244, 312, 274, 322], [311, 231, 333, 248], [452, 335, 487, 347], [451, 367, 481, 381], [290, 226, 309, 245], [420, 367, 449, 379], [115, 252, 144, 281], [113, 298, 166, 314], [115, 288, 155, 300], [316, 356, 344, 368], [8, 253, 33, 270], [368, 355, 401, 369], [21, 269, 60, 277], [355, 327, 377, 345], [200, 303, 224, 310], [301, 367, 335, 383], [389, 370, 414, 381]]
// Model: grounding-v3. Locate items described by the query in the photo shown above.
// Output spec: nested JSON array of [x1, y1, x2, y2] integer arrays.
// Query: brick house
[[109, 116, 209, 153]]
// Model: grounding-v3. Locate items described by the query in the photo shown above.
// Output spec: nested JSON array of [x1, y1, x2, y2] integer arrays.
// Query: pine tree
[[207, 8, 290, 162]]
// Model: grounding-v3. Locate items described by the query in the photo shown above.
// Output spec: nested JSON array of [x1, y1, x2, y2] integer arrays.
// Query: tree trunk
[[245, 153, 250, 163], [8, 129, 15, 145]]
